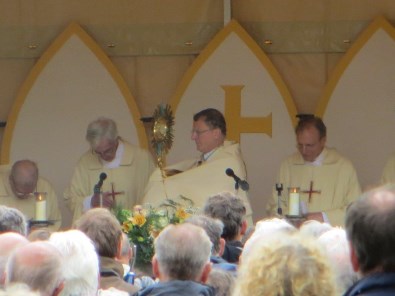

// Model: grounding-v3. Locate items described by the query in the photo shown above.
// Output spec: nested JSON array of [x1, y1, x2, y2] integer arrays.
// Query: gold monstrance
[[151, 104, 174, 178]]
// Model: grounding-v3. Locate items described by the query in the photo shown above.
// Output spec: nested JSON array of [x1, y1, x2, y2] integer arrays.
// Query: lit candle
[[288, 187, 300, 216], [35, 193, 47, 221]]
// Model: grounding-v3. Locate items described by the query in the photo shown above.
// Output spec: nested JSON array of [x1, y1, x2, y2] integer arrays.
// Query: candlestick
[[288, 187, 300, 216], [35, 192, 47, 221]]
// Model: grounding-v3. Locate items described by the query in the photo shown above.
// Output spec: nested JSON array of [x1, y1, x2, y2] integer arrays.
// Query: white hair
[[242, 218, 296, 262], [299, 220, 332, 238], [49, 230, 99, 296], [318, 227, 358, 294]]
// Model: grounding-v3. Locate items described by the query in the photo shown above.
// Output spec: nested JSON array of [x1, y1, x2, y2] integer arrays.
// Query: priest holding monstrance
[[142, 107, 253, 225], [270, 115, 361, 227]]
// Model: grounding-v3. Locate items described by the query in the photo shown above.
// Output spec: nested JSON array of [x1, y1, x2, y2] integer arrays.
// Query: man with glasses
[[64, 117, 155, 222], [142, 108, 253, 224], [0, 159, 61, 230], [270, 115, 361, 226]]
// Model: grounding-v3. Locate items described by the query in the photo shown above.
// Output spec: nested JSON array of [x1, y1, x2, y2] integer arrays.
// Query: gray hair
[[299, 220, 332, 238], [345, 184, 395, 274], [86, 117, 119, 149], [49, 230, 99, 296], [0, 206, 27, 236], [154, 223, 212, 281], [206, 268, 235, 296], [318, 227, 357, 294], [204, 191, 246, 241], [185, 215, 224, 255], [75, 208, 122, 258], [5, 241, 63, 296]]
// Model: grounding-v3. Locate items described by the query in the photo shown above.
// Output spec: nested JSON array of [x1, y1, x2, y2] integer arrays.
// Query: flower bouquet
[[114, 196, 198, 266]]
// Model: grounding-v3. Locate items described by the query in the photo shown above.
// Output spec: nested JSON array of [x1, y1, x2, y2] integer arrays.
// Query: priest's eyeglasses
[[191, 129, 211, 136]]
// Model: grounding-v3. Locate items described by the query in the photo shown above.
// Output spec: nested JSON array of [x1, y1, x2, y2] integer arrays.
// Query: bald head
[[0, 233, 29, 286], [9, 160, 38, 199], [0, 233, 29, 256], [6, 241, 63, 296]]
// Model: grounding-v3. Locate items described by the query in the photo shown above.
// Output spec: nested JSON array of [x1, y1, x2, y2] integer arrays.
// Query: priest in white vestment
[[270, 116, 361, 227], [142, 108, 253, 225], [381, 152, 395, 184]]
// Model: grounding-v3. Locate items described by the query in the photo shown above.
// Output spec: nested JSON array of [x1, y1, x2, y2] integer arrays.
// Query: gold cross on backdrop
[[223, 85, 272, 142]]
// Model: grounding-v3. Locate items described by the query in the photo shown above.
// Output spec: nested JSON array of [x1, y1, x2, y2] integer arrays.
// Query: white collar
[[305, 149, 325, 166], [101, 141, 124, 169]]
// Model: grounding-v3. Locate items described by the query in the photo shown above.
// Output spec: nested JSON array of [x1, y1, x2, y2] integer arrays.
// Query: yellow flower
[[131, 213, 147, 227], [122, 221, 133, 232], [175, 207, 190, 220], [133, 205, 147, 216]]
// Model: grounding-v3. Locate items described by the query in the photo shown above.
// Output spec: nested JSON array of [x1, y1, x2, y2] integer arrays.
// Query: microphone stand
[[275, 183, 283, 215]]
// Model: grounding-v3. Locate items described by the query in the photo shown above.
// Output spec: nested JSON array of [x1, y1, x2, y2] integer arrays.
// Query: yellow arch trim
[[1, 22, 147, 164], [316, 16, 395, 117], [169, 19, 297, 127]]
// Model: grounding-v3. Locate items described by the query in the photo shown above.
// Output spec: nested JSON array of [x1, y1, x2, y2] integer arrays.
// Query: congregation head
[[241, 217, 296, 262], [345, 184, 395, 274], [153, 223, 212, 282], [234, 231, 336, 296], [203, 191, 246, 241], [75, 208, 122, 258], [0, 232, 29, 287], [49, 229, 99, 296], [5, 241, 64, 296], [318, 227, 357, 293], [185, 214, 225, 256], [0, 206, 27, 236]]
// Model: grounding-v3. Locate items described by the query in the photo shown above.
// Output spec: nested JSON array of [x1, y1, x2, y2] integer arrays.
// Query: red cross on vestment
[[301, 181, 321, 203], [109, 183, 124, 201]]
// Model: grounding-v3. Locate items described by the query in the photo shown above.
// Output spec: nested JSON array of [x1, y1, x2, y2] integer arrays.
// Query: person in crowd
[[75, 208, 139, 295], [186, 215, 237, 273], [5, 241, 64, 296], [299, 219, 332, 238], [203, 191, 247, 263], [318, 227, 357, 294], [381, 152, 395, 184], [343, 184, 395, 295], [49, 229, 99, 296], [64, 117, 155, 222], [233, 231, 336, 296], [28, 228, 52, 241], [0, 205, 27, 235], [241, 217, 295, 262], [270, 115, 361, 226], [0, 160, 61, 230], [135, 223, 215, 296], [0, 232, 29, 287], [206, 268, 235, 296], [0, 283, 41, 296], [142, 108, 253, 224]]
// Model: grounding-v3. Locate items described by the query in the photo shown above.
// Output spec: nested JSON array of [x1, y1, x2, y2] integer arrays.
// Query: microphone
[[94, 172, 107, 194], [225, 168, 249, 191]]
